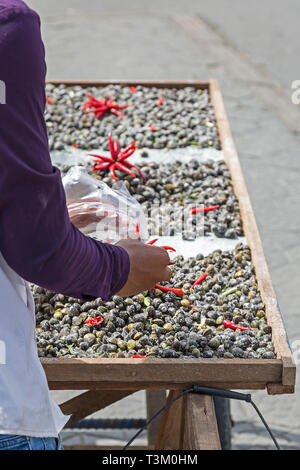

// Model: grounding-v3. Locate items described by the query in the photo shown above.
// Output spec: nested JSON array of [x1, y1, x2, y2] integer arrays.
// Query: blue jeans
[[0, 434, 64, 450]]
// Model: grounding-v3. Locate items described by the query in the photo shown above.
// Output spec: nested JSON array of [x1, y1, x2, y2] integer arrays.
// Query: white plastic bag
[[63, 166, 148, 243]]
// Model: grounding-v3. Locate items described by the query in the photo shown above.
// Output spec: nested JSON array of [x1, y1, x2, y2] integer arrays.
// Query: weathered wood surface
[[47, 380, 267, 391], [155, 391, 221, 450], [60, 390, 136, 426], [182, 394, 221, 450], [146, 390, 166, 446], [155, 390, 185, 449], [42, 357, 282, 389], [42, 79, 295, 395], [267, 383, 295, 395], [209, 79, 295, 392], [47, 79, 209, 89]]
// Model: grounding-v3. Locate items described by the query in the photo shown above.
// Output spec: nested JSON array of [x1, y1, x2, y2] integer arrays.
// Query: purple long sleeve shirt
[[0, 0, 130, 300]]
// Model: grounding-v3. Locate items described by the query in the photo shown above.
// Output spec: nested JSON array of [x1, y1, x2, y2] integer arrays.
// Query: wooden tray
[[42, 79, 295, 395]]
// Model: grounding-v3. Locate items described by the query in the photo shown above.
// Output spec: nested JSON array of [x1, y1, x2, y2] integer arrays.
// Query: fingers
[[148, 244, 170, 264], [159, 266, 173, 282], [139, 265, 172, 291], [147, 245, 172, 283], [115, 237, 174, 297], [117, 237, 141, 247], [159, 246, 171, 263]]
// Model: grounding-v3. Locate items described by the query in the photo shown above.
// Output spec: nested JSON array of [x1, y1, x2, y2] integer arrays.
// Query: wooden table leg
[[182, 393, 221, 450], [146, 390, 166, 446], [154, 391, 221, 450], [60, 389, 136, 426], [154, 390, 185, 450]]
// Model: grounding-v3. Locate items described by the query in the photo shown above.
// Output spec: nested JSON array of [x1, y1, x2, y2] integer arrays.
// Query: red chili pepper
[[110, 108, 126, 118], [129, 86, 138, 93], [190, 273, 208, 290], [88, 105, 107, 113], [110, 104, 128, 110], [72, 143, 77, 148], [89, 153, 114, 163], [82, 93, 99, 108], [82, 93, 128, 119], [110, 163, 117, 181], [124, 161, 147, 181], [84, 316, 104, 326], [115, 161, 136, 178], [155, 284, 183, 296], [108, 133, 116, 158], [160, 246, 176, 252], [46, 97, 53, 104], [121, 142, 136, 153], [131, 355, 146, 358], [92, 162, 111, 171], [147, 239, 159, 245], [88, 137, 145, 184], [191, 205, 220, 214], [146, 239, 175, 265], [95, 111, 105, 118], [157, 95, 163, 106], [222, 320, 250, 331], [137, 228, 175, 259], [117, 148, 136, 162], [107, 95, 114, 106], [114, 138, 119, 156], [149, 124, 156, 131], [117, 143, 136, 162]]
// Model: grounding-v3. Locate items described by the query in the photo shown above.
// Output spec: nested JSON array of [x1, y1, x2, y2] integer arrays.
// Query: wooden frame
[[42, 79, 295, 396]]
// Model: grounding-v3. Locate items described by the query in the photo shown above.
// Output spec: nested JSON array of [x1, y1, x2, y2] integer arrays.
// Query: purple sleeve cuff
[[75, 243, 130, 302], [105, 244, 130, 299]]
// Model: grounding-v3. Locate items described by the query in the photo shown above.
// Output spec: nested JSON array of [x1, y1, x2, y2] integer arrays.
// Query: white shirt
[[0, 252, 69, 437]]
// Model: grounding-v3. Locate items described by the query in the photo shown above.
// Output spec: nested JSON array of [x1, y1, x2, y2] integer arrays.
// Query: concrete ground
[[26, 0, 300, 450]]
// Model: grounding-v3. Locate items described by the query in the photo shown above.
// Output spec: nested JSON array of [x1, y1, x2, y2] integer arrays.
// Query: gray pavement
[[27, 0, 300, 449]]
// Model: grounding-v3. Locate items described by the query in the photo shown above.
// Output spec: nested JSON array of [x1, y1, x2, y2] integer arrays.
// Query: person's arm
[[0, 3, 130, 300], [0, 3, 171, 301]]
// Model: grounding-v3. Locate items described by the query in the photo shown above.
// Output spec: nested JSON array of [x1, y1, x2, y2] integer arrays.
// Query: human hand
[[116, 238, 172, 297], [68, 198, 117, 234]]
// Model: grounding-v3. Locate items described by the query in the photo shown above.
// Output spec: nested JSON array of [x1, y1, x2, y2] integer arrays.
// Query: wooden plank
[[155, 390, 185, 449], [48, 381, 267, 391], [267, 383, 295, 395], [182, 394, 221, 450], [146, 390, 166, 446], [42, 358, 281, 387], [47, 79, 209, 89], [281, 358, 296, 387], [209, 78, 296, 390], [60, 390, 136, 426]]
